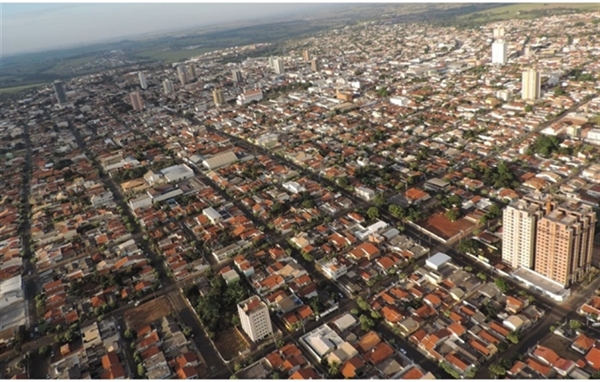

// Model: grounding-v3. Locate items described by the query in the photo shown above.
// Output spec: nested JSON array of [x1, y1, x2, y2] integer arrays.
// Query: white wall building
[[492, 41, 507, 65], [238, 296, 273, 342], [138, 72, 147, 89], [502, 194, 548, 269], [522, 69, 541, 101]]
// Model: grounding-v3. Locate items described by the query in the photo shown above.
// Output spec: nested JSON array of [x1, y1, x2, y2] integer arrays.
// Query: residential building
[[163, 79, 174, 94], [311, 58, 321, 72], [53, 80, 67, 104], [522, 69, 541, 101], [212, 88, 225, 106], [502, 194, 549, 269], [130, 92, 144, 112], [177, 65, 188, 86], [232, 69, 243, 83], [273, 58, 285, 75], [138, 72, 147, 89], [302, 49, 311, 61], [534, 200, 596, 286], [238, 296, 273, 342], [492, 41, 507, 65]]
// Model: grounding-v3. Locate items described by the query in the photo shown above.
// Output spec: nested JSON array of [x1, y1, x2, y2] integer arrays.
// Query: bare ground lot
[[416, 211, 476, 241], [214, 327, 250, 362], [124, 296, 174, 330]]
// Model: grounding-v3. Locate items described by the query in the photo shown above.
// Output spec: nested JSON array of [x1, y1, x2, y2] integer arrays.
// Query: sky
[[1, 2, 328, 56]]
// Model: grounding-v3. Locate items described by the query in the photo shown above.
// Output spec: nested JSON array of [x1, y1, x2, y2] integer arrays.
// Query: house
[[404, 188, 430, 205]]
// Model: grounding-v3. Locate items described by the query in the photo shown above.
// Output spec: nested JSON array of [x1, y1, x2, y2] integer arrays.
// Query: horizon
[[1, 3, 336, 57]]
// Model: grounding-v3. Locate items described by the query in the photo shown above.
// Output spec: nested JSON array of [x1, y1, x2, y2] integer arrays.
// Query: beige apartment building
[[522, 69, 541, 100], [534, 201, 596, 286], [212, 88, 224, 106], [238, 296, 273, 342], [501, 193, 551, 269]]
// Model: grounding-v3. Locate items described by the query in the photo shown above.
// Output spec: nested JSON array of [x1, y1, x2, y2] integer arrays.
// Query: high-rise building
[[311, 58, 321, 72], [492, 41, 507, 65], [188, 65, 196, 80], [138, 72, 147, 89], [268, 56, 275, 69], [522, 69, 541, 101], [232, 69, 243, 83], [534, 201, 596, 286], [212, 88, 224, 106], [238, 296, 273, 342], [493, 27, 505, 39], [130, 92, 144, 112], [163, 79, 174, 95], [502, 193, 551, 269], [177, 65, 188, 86], [302, 49, 311, 61], [53, 80, 67, 104], [273, 58, 285, 75]]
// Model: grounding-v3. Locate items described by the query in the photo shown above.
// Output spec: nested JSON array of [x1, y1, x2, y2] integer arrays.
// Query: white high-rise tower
[[491, 27, 507, 65], [138, 72, 147, 89]]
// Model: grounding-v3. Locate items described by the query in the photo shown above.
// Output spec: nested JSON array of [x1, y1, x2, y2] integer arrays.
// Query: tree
[[234, 363, 242, 372], [328, 361, 341, 377], [489, 363, 506, 379], [337, 176, 349, 188], [137, 363, 146, 377], [183, 327, 193, 337], [356, 297, 370, 312], [124, 328, 137, 340], [524, 105, 533, 113], [39, 345, 51, 357], [569, 319, 582, 330], [367, 207, 379, 220], [445, 209, 460, 222], [506, 331, 520, 344], [373, 193, 385, 207], [494, 278, 510, 294], [359, 315, 375, 331]]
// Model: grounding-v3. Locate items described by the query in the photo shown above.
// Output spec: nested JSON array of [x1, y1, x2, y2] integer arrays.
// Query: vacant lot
[[416, 211, 476, 241], [124, 296, 174, 330], [214, 327, 250, 362]]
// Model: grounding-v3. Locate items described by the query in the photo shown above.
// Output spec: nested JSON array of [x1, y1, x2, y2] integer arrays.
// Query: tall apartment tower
[[163, 79, 174, 95], [491, 26, 507, 65], [311, 58, 321, 72], [212, 88, 225, 106], [188, 65, 196, 80], [534, 201, 596, 286], [273, 58, 285, 75], [501, 194, 550, 269], [129, 91, 144, 112], [522, 69, 541, 100], [238, 296, 273, 342], [302, 49, 311, 61], [492, 41, 507, 65], [53, 80, 67, 104], [232, 69, 243, 83], [177, 65, 188, 86], [268, 56, 275, 69], [138, 72, 148, 90]]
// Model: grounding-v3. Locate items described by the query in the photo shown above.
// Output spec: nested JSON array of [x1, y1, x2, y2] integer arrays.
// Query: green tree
[[356, 297, 370, 312], [137, 363, 146, 377], [124, 328, 137, 340], [373, 193, 385, 207], [489, 363, 506, 379], [569, 319, 582, 330], [39, 345, 51, 357], [506, 331, 520, 344], [445, 209, 460, 222], [494, 278, 510, 294], [337, 176, 349, 188], [367, 207, 380, 220]]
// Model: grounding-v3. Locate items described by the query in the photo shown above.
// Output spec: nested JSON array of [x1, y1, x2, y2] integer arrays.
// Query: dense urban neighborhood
[[2, 6, 600, 381]]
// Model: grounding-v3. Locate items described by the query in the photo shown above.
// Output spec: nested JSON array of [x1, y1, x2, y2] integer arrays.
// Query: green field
[[0, 83, 48, 94], [452, 3, 599, 26]]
